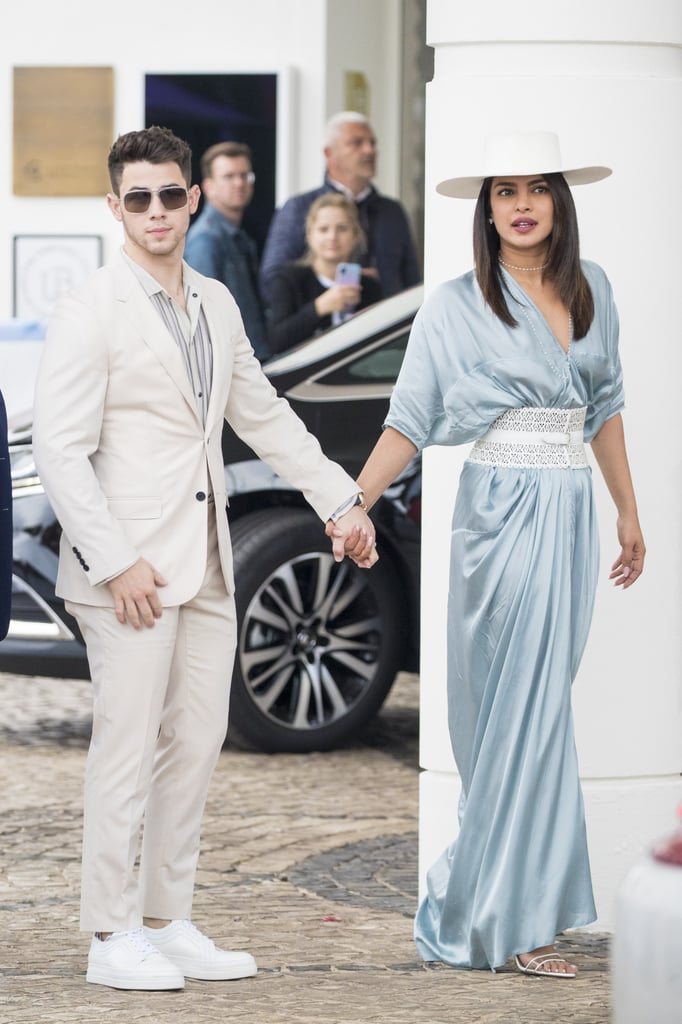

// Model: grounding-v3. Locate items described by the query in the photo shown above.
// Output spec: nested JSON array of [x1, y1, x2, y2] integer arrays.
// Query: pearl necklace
[[499, 257, 548, 273]]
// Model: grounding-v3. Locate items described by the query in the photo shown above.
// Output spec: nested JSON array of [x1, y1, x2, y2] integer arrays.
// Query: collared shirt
[[122, 250, 213, 426], [327, 176, 373, 203]]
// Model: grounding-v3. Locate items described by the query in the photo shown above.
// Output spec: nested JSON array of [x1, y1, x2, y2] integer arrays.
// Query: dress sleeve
[[582, 264, 625, 442], [384, 294, 452, 450]]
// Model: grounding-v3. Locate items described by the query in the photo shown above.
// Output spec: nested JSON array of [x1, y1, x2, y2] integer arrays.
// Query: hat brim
[[436, 165, 612, 199]]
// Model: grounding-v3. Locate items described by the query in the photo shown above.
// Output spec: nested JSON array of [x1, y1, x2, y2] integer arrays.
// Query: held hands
[[325, 507, 378, 569], [609, 513, 646, 589], [107, 557, 168, 628]]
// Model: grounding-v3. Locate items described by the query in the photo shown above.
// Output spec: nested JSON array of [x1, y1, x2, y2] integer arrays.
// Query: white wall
[[1, 0, 405, 320], [326, 0, 403, 197], [420, 0, 682, 932]]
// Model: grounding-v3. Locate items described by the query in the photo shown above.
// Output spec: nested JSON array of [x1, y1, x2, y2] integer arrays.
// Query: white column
[[420, 0, 682, 931]]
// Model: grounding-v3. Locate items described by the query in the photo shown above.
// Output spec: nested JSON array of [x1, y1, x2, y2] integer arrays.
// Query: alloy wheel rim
[[238, 552, 382, 731]]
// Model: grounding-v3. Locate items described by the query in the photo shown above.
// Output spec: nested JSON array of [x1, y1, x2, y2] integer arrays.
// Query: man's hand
[[107, 558, 168, 628], [325, 507, 378, 569]]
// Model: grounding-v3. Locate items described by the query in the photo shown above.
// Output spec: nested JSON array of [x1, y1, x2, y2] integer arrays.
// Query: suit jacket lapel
[[194, 274, 231, 438], [111, 253, 202, 424]]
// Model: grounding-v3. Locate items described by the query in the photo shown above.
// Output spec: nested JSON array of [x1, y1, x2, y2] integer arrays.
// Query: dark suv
[[4, 286, 423, 753]]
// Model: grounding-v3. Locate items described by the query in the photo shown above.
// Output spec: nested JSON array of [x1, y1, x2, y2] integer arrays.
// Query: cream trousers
[[67, 505, 237, 932]]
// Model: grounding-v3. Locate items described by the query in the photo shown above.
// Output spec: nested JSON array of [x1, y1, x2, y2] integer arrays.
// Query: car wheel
[[227, 507, 405, 753]]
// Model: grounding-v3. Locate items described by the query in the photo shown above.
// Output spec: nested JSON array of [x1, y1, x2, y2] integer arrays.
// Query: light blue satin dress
[[385, 261, 624, 970]]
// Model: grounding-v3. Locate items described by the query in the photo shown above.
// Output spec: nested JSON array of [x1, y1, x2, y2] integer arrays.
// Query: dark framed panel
[[145, 73, 283, 255]]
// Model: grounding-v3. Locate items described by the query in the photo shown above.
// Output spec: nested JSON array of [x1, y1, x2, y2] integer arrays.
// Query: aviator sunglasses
[[120, 186, 190, 214]]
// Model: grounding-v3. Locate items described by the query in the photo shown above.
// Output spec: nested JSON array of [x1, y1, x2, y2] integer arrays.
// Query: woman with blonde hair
[[266, 192, 382, 353]]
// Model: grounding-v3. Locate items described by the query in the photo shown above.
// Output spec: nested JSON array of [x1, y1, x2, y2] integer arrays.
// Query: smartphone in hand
[[335, 262, 362, 286]]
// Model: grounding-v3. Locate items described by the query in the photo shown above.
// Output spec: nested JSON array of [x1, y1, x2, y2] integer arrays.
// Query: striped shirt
[[122, 251, 213, 425]]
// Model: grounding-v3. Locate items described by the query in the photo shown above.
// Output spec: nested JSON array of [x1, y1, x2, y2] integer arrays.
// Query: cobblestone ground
[[0, 671, 610, 1024]]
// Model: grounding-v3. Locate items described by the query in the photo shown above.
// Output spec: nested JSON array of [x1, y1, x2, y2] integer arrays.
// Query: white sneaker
[[86, 928, 185, 990], [143, 920, 257, 981]]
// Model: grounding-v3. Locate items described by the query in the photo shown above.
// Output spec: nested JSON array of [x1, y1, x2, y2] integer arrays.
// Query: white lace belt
[[467, 407, 589, 469]]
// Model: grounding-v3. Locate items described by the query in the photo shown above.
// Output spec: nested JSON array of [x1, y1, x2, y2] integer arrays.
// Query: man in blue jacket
[[185, 142, 268, 360], [260, 111, 421, 303], [0, 390, 12, 640]]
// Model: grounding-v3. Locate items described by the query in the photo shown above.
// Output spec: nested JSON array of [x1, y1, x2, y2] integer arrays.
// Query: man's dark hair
[[472, 172, 594, 340], [200, 141, 253, 180], [108, 126, 193, 194]]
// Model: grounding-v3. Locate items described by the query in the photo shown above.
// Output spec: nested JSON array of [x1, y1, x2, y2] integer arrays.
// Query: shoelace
[[111, 927, 160, 957]]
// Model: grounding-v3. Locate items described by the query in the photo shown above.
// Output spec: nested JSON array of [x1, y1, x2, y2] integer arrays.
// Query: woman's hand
[[315, 283, 362, 318], [609, 513, 646, 589], [591, 415, 645, 590]]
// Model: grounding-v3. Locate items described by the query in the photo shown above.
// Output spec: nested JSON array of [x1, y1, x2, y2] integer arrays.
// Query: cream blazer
[[33, 252, 357, 607]]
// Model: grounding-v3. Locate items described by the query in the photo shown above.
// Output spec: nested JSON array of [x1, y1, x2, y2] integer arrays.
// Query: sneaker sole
[[165, 956, 257, 981], [86, 966, 185, 990]]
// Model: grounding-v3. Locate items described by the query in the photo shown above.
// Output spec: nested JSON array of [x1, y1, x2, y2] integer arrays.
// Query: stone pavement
[[0, 671, 611, 1024]]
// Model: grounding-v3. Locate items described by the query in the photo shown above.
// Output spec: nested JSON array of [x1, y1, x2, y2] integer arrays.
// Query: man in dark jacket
[[260, 111, 421, 303], [0, 390, 12, 640]]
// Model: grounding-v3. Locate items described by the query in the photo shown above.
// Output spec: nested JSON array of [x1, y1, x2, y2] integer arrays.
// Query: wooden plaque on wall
[[13, 66, 114, 196], [344, 71, 370, 117]]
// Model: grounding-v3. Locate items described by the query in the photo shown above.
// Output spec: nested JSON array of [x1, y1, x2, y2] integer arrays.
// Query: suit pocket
[[107, 497, 162, 519]]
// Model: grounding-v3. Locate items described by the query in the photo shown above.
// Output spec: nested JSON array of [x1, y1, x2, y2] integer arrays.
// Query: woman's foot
[[514, 945, 577, 978]]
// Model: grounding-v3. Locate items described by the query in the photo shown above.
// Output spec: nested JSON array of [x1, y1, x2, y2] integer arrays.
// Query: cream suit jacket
[[32, 251, 357, 607]]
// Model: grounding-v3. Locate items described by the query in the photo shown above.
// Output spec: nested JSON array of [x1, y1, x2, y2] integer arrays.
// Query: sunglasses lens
[[159, 187, 189, 210], [121, 187, 188, 212], [123, 190, 152, 213]]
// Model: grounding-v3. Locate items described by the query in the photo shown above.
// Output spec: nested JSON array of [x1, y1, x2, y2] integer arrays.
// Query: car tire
[[227, 507, 405, 753]]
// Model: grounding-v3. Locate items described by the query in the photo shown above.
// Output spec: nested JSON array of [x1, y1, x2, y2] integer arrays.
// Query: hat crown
[[483, 131, 563, 178]]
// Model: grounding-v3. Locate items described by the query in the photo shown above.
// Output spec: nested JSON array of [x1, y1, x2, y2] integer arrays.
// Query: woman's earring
[[488, 217, 493, 225]]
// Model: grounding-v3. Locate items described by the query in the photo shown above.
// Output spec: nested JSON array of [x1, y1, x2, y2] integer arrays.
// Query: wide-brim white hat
[[437, 131, 612, 199]]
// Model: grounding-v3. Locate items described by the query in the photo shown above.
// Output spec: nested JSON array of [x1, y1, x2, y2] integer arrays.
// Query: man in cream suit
[[33, 127, 375, 992]]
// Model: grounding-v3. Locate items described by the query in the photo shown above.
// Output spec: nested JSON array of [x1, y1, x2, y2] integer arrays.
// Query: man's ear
[[189, 184, 202, 214], [106, 193, 123, 222]]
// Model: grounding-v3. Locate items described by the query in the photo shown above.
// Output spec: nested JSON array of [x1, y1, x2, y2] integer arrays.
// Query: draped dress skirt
[[414, 407, 600, 970], [385, 263, 624, 971]]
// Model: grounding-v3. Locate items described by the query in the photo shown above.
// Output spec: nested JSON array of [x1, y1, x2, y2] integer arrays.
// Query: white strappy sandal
[[514, 953, 577, 979]]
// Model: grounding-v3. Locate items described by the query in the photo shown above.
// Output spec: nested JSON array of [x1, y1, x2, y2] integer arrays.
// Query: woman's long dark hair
[[472, 173, 594, 339]]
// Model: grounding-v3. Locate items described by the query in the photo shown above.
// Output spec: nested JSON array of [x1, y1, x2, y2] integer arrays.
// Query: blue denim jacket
[[185, 204, 269, 360]]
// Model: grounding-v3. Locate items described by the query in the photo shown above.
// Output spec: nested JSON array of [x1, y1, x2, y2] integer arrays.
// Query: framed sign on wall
[[13, 234, 103, 318], [13, 67, 114, 197]]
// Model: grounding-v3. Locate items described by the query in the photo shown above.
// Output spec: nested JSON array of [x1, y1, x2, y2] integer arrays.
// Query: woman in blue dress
[[331, 131, 645, 977]]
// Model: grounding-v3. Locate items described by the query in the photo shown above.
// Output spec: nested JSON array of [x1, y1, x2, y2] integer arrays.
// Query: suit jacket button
[[196, 491, 206, 501]]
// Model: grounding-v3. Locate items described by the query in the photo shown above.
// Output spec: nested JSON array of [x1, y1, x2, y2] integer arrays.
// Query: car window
[[317, 331, 409, 386]]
